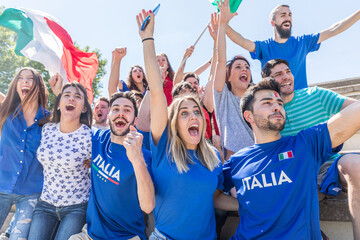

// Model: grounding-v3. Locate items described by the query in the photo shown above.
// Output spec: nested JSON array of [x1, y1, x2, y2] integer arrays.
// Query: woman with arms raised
[[137, 9, 237, 240]]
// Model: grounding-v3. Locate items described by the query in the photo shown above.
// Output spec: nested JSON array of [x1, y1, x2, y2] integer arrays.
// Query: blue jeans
[[28, 200, 87, 240], [149, 228, 168, 240], [0, 192, 39, 240]]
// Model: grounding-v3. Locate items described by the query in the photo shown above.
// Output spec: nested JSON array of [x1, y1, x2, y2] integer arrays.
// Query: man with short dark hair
[[262, 58, 360, 239], [224, 78, 360, 239], [70, 91, 154, 240], [92, 97, 110, 130], [225, 4, 360, 89]]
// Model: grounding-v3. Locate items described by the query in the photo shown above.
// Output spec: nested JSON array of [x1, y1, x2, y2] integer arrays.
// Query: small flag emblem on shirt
[[279, 151, 293, 161]]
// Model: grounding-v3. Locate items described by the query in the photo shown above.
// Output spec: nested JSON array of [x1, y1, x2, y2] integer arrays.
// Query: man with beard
[[225, 4, 360, 89], [92, 97, 110, 130], [70, 91, 154, 240], [262, 58, 360, 239], [223, 78, 360, 239]]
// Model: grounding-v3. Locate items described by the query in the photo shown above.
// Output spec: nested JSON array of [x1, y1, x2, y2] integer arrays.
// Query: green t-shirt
[[282, 86, 346, 161]]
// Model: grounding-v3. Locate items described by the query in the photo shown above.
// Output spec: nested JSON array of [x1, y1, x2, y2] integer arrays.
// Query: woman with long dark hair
[[28, 81, 92, 240], [0, 67, 53, 240]]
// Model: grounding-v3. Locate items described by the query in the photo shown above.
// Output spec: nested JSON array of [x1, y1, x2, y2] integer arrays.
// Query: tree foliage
[[0, 22, 107, 109]]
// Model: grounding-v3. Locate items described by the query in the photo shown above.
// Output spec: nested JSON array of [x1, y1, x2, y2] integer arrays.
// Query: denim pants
[[0, 192, 39, 240], [149, 228, 168, 240], [28, 200, 87, 240]]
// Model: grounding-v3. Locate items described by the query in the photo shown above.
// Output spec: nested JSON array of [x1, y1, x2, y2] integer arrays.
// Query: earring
[[82, 110, 85, 113], [57, 107, 60, 110]]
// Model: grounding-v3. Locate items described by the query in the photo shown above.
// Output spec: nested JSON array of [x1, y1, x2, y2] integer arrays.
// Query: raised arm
[[123, 126, 155, 213], [137, 10, 167, 145], [48, 73, 64, 96], [136, 90, 151, 132], [194, 59, 211, 76], [202, 13, 219, 113], [328, 100, 360, 148], [318, 9, 360, 43], [214, 0, 237, 92], [173, 45, 195, 86], [108, 47, 127, 96], [226, 25, 255, 52]]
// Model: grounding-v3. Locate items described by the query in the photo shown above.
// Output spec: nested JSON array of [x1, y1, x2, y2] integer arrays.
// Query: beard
[[275, 22, 292, 39], [254, 112, 285, 131], [109, 117, 135, 136]]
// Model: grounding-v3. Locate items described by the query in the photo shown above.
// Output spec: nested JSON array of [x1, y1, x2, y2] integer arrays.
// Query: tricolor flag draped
[[0, 8, 99, 102], [209, 0, 243, 13]]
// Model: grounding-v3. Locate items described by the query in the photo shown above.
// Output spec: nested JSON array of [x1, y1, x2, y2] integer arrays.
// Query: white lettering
[[262, 174, 272, 187], [251, 176, 263, 189], [243, 177, 251, 190], [93, 155, 102, 164], [112, 170, 120, 181], [278, 170, 292, 185], [271, 172, 277, 186], [98, 161, 105, 171]]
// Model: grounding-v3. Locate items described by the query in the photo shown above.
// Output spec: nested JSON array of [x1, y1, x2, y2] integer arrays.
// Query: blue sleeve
[[118, 80, 130, 92], [213, 149, 224, 190], [223, 159, 234, 192], [142, 148, 154, 180], [138, 130, 151, 151], [250, 40, 266, 60], [302, 33, 321, 53], [150, 126, 168, 167], [299, 122, 342, 166]]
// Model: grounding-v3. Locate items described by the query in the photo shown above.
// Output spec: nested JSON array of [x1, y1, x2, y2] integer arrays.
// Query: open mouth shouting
[[65, 103, 76, 111], [188, 123, 200, 137], [21, 86, 31, 97], [239, 73, 248, 83], [114, 117, 128, 129], [281, 21, 291, 29]]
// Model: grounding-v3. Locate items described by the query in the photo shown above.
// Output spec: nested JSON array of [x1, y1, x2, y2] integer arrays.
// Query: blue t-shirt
[[0, 106, 49, 195], [250, 34, 321, 90], [86, 129, 151, 240], [150, 127, 223, 240], [223, 123, 341, 240]]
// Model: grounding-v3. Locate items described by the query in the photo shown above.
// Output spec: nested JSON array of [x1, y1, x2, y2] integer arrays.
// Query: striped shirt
[[282, 86, 346, 137]]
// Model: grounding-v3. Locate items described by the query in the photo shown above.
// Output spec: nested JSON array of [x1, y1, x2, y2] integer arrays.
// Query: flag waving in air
[[0, 8, 99, 102], [209, 0, 243, 13]]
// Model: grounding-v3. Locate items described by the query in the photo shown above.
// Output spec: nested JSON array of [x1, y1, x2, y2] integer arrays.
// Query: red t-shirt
[[163, 76, 173, 106]]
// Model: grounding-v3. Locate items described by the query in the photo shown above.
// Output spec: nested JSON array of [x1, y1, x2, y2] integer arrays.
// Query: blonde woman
[[136, 9, 237, 240]]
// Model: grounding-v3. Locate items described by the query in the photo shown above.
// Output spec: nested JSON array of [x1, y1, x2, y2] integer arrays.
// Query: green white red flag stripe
[[0, 8, 98, 102], [278, 151, 294, 161]]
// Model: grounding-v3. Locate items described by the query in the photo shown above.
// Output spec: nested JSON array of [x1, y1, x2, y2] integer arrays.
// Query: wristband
[[142, 38, 154, 43]]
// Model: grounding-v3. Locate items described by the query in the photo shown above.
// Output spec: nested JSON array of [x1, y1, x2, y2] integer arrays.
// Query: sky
[[2, 0, 360, 98]]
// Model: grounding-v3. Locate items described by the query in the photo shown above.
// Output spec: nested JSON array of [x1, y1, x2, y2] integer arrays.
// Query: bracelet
[[142, 38, 154, 43]]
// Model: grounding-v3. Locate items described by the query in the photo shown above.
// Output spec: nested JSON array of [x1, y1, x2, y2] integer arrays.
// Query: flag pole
[[178, 20, 211, 69]]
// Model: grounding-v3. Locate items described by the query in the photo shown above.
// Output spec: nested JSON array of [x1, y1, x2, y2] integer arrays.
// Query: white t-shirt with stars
[[37, 123, 92, 207]]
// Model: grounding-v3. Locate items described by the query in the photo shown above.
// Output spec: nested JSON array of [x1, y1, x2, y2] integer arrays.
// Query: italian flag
[[0, 8, 99, 102], [278, 151, 294, 161], [209, 0, 243, 13]]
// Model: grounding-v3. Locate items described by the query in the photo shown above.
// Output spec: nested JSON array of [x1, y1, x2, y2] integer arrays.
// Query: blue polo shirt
[[0, 106, 49, 195]]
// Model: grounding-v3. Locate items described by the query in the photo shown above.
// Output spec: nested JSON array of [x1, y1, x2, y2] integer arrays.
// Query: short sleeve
[[250, 40, 265, 60], [118, 80, 130, 92], [150, 126, 168, 167], [223, 159, 234, 192], [303, 33, 321, 53], [315, 87, 346, 115], [299, 122, 342, 166], [213, 149, 224, 190]]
